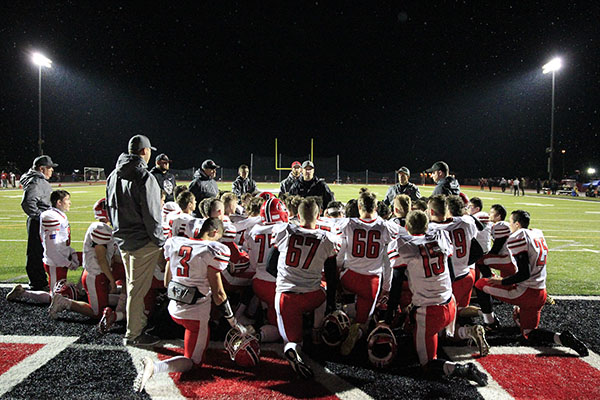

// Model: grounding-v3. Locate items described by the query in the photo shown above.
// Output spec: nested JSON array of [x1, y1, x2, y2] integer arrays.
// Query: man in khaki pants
[[106, 135, 165, 347]]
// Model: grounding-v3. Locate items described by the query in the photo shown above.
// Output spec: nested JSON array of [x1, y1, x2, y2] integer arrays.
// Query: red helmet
[[321, 310, 351, 347], [224, 328, 260, 367], [258, 191, 276, 200], [367, 323, 397, 368], [459, 192, 469, 206], [93, 198, 109, 221], [53, 279, 78, 300], [260, 198, 289, 223]]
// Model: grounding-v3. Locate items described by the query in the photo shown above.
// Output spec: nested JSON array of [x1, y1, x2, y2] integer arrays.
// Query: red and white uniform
[[167, 212, 195, 238], [164, 237, 230, 364], [229, 214, 261, 248], [337, 217, 399, 324], [316, 217, 342, 236], [40, 207, 75, 290], [162, 202, 181, 238], [475, 228, 548, 335], [220, 216, 252, 287], [388, 231, 455, 365], [273, 223, 341, 343], [429, 216, 478, 309], [472, 211, 492, 253], [482, 221, 515, 276]]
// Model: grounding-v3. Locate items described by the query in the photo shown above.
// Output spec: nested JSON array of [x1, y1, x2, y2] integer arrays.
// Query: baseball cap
[[397, 166, 410, 176], [33, 155, 58, 168], [291, 161, 301, 168], [155, 153, 171, 163], [425, 161, 449, 174], [128, 135, 156, 153], [202, 159, 220, 169], [301, 160, 315, 169]]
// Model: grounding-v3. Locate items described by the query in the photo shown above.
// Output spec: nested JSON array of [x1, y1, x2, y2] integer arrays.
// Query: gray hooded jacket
[[20, 169, 52, 218], [106, 153, 165, 251]]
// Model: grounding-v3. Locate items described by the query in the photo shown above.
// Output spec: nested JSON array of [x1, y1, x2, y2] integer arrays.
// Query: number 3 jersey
[[272, 224, 341, 294], [388, 231, 453, 307], [506, 228, 548, 290]]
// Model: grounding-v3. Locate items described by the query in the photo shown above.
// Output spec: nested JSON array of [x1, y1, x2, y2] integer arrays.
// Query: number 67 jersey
[[388, 230, 453, 307]]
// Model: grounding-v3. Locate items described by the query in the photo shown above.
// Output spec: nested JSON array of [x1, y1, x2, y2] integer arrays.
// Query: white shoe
[[6, 285, 25, 301], [134, 357, 155, 392], [49, 294, 70, 319]]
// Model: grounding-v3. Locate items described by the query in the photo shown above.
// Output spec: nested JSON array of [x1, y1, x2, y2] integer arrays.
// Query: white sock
[[21, 290, 52, 304], [259, 325, 281, 343], [284, 342, 298, 354], [155, 356, 193, 373]]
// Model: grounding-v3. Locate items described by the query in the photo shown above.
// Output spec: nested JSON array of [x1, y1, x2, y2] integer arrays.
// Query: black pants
[[26, 217, 48, 290]]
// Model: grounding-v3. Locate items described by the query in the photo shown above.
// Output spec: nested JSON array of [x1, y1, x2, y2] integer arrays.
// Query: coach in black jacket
[[189, 159, 220, 216], [150, 153, 176, 202], [289, 161, 334, 211], [383, 166, 421, 205], [427, 161, 461, 196]]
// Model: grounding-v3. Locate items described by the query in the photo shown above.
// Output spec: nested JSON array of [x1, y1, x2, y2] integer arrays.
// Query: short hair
[[298, 198, 319, 223], [245, 197, 263, 216], [428, 194, 447, 217], [50, 190, 70, 207], [176, 191, 195, 210], [406, 210, 428, 235], [198, 198, 213, 218], [241, 192, 253, 205], [447, 195, 466, 217], [325, 201, 345, 218], [345, 199, 359, 218], [174, 185, 188, 200], [377, 201, 391, 220], [394, 194, 411, 217], [306, 196, 323, 211], [358, 191, 377, 213], [491, 204, 507, 221], [358, 187, 370, 195], [285, 195, 302, 217], [412, 199, 428, 211], [470, 196, 483, 211], [221, 192, 238, 207], [238, 164, 249, 172], [203, 198, 223, 218], [511, 210, 530, 228], [199, 217, 224, 238]]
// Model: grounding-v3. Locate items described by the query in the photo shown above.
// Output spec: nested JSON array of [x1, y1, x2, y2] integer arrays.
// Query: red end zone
[[0, 343, 46, 375]]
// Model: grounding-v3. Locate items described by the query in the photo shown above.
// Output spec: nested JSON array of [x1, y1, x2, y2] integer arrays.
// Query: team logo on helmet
[[224, 328, 261, 367], [53, 279, 78, 300], [93, 198, 109, 221], [260, 198, 289, 224], [321, 310, 351, 347], [367, 324, 397, 368]]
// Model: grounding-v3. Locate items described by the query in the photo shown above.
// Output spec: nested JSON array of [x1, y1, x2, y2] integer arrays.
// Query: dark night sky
[[1, 2, 599, 179]]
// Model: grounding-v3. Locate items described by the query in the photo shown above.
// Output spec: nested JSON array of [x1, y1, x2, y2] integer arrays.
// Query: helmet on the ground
[[321, 310, 351, 347], [367, 323, 397, 368], [224, 327, 260, 367], [53, 279, 78, 300]]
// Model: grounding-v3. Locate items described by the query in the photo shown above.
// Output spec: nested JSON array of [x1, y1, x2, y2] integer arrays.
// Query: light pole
[[561, 149, 566, 178], [542, 57, 562, 184], [31, 52, 52, 156]]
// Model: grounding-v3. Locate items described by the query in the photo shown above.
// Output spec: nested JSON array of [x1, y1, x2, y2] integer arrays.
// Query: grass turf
[[1, 182, 598, 294]]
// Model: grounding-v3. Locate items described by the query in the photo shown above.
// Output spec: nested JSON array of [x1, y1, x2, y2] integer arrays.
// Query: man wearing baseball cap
[[288, 160, 335, 210], [426, 161, 461, 196], [150, 153, 176, 202], [279, 161, 302, 195], [189, 159, 220, 216], [106, 134, 164, 347], [383, 166, 422, 206], [19, 155, 59, 291]]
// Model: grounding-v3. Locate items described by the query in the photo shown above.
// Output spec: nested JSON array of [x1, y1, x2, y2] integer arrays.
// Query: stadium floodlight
[[542, 56, 563, 183], [588, 168, 596, 175], [31, 52, 52, 156]]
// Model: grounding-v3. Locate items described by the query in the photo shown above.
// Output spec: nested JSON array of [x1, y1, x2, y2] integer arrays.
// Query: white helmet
[[367, 323, 397, 368], [321, 310, 351, 347], [224, 327, 260, 367]]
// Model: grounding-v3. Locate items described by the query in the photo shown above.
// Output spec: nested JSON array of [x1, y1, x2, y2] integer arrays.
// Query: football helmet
[[260, 198, 289, 224], [258, 191, 276, 200], [53, 279, 78, 300], [367, 323, 397, 368], [224, 327, 260, 367], [321, 310, 351, 347], [93, 198, 109, 221]]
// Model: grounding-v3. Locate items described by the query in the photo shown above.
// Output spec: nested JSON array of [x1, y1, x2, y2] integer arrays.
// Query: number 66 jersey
[[388, 230, 453, 307]]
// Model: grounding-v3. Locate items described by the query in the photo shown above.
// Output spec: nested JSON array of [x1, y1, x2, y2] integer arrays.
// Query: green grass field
[[1, 182, 599, 294]]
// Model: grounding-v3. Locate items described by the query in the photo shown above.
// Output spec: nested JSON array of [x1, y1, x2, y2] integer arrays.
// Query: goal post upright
[[274, 138, 314, 171]]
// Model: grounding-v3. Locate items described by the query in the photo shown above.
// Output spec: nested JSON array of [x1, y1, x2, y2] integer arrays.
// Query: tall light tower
[[31, 52, 52, 156], [542, 57, 562, 183]]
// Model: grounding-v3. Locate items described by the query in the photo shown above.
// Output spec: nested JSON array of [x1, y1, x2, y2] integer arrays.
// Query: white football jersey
[[316, 217, 342, 236], [428, 217, 478, 277], [40, 207, 74, 267], [167, 212, 195, 238], [247, 222, 281, 282], [506, 228, 548, 289], [273, 224, 341, 293], [184, 217, 206, 239], [472, 212, 492, 253], [164, 237, 230, 319], [337, 217, 399, 275], [220, 216, 238, 243], [491, 221, 511, 255], [230, 214, 261, 248], [162, 202, 181, 238], [83, 222, 115, 275], [388, 231, 453, 307]]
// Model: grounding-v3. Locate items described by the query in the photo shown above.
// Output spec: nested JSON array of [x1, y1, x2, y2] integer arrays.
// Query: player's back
[[247, 222, 280, 282], [83, 221, 115, 274], [230, 214, 261, 248], [491, 221, 511, 255], [428, 217, 477, 277], [507, 228, 548, 289], [273, 223, 340, 293], [168, 212, 194, 238], [40, 207, 71, 266], [473, 211, 492, 253], [338, 217, 399, 275]]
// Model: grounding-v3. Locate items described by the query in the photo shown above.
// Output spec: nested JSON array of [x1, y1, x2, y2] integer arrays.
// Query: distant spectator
[[521, 177, 526, 196], [513, 178, 520, 196], [536, 179, 542, 194], [488, 178, 493, 192], [500, 178, 507, 192]]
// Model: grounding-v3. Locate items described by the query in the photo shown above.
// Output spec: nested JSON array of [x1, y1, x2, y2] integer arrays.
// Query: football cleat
[[321, 310, 351, 347], [340, 323, 362, 356], [367, 323, 398, 368], [451, 362, 488, 386], [99, 307, 116, 334], [6, 284, 25, 301], [260, 197, 289, 223], [545, 294, 556, 305], [560, 331, 589, 357], [483, 313, 501, 331], [134, 357, 155, 392], [284, 348, 313, 379], [224, 327, 260, 367], [49, 294, 70, 319], [93, 198, 109, 221], [464, 325, 490, 357], [53, 279, 78, 300]]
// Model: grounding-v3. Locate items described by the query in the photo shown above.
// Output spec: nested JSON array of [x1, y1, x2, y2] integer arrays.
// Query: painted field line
[[0, 239, 84, 243], [552, 295, 600, 301], [586, 211, 600, 214], [550, 248, 600, 253]]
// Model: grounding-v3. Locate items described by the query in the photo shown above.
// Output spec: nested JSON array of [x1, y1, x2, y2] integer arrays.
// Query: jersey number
[[351, 229, 381, 258], [533, 238, 549, 266], [286, 235, 320, 269], [451, 228, 467, 258], [255, 233, 272, 263], [176, 245, 192, 277], [418, 242, 445, 278]]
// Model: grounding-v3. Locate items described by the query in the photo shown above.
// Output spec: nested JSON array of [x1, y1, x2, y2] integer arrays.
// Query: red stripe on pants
[[43, 264, 68, 292], [277, 290, 325, 343]]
